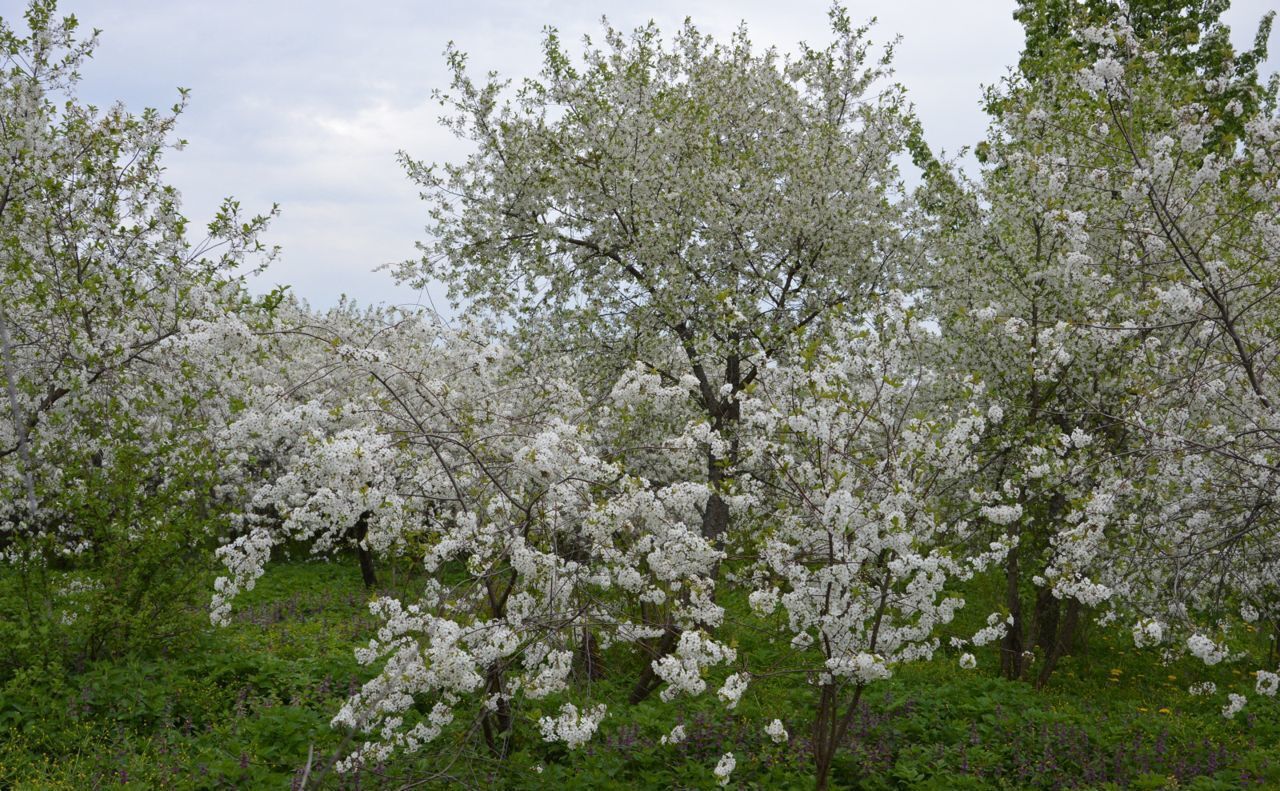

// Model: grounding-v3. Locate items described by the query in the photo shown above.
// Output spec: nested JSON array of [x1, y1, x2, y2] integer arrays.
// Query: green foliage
[[1007, 0, 1275, 139], [0, 433, 228, 674], [4, 561, 1280, 789], [0, 561, 377, 789]]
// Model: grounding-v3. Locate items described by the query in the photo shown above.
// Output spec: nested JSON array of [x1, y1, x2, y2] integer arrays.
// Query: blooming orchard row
[[1, 2, 1277, 788]]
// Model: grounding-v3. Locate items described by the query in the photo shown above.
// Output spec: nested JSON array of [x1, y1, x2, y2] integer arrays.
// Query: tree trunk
[[701, 349, 741, 543], [628, 616, 679, 704], [0, 304, 38, 525], [1036, 598, 1080, 690], [702, 486, 730, 542], [813, 683, 837, 791], [813, 682, 866, 791], [577, 625, 605, 681], [351, 511, 378, 589], [1028, 493, 1069, 656], [1001, 539, 1026, 680], [1029, 587, 1059, 653], [481, 666, 513, 758]]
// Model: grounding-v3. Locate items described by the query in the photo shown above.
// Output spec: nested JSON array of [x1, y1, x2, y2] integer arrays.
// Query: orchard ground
[[3, 554, 1278, 790]]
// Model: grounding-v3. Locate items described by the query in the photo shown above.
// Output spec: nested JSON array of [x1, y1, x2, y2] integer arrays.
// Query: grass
[[2, 557, 1278, 789]]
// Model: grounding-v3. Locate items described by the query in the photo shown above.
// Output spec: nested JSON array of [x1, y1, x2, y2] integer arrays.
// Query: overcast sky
[[29, 0, 1280, 312]]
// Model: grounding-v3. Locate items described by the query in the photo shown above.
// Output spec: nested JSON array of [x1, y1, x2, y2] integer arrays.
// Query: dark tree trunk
[[1001, 539, 1026, 680], [700, 349, 741, 544], [702, 485, 730, 542], [813, 683, 866, 791], [628, 616, 679, 704], [1036, 598, 1080, 690], [1029, 587, 1060, 652], [1028, 493, 1069, 657], [351, 511, 377, 589], [480, 666, 513, 758], [577, 626, 605, 681]]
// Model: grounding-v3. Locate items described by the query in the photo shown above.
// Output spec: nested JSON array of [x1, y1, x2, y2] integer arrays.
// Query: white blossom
[[1222, 693, 1247, 719], [713, 752, 736, 787], [765, 719, 788, 744]]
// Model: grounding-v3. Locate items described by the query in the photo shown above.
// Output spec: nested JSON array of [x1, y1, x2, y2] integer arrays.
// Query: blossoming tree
[[390, 9, 913, 543]]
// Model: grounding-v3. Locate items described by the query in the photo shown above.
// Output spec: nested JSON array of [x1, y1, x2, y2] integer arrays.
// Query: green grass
[[2, 558, 1278, 789]]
